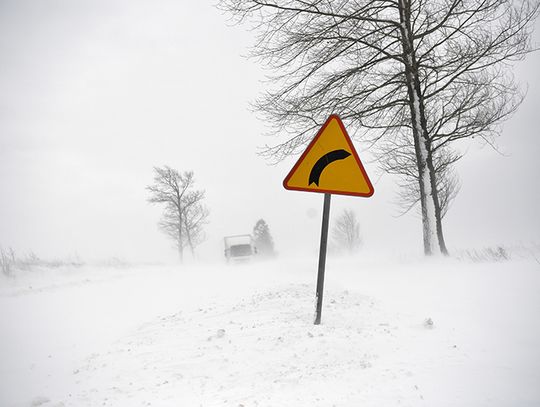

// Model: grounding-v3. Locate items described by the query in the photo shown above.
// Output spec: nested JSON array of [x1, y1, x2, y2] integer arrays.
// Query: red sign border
[[282, 114, 374, 197]]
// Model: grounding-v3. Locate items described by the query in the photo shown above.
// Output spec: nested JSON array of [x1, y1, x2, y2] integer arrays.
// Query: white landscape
[[1, 253, 540, 407], [2, 0, 540, 406]]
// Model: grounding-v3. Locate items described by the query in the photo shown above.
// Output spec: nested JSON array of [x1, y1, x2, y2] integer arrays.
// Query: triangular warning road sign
[[283, 115, 374, 197]]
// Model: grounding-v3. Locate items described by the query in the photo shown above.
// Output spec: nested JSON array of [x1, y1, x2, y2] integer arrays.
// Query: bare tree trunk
[[398, 0, 447, 256], [177, 205, 184, 263], [428, 153, 449, 255], [183, 216, 195, 258]]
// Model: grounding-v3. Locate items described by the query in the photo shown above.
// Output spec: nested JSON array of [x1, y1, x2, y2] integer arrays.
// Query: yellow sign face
[[283, 115, 374, 197]]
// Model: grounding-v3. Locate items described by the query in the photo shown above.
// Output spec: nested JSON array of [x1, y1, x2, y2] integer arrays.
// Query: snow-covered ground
[[1, 255, 539, 407]]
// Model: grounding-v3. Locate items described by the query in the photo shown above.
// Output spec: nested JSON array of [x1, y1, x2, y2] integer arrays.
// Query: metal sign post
[[314, 193, 331, 325], [282, 115, 374, 325]]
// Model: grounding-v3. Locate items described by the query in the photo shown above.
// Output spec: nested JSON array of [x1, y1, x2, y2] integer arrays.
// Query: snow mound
[[66, 284, 421, 406]]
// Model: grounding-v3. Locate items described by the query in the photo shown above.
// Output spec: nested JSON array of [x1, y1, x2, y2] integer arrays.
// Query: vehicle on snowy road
[[223, 234, 257, 263]]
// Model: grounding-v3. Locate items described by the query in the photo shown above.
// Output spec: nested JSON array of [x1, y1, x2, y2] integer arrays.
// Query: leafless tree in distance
[[332, 209, 363, 254], [220, 0, 540, 255], [147, 166, 209, 262]]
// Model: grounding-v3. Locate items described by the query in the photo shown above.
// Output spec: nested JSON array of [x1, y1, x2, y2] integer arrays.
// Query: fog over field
[[1, 0, 539, 263]]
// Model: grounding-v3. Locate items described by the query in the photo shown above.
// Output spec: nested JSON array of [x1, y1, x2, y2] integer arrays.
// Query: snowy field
[[1, 254, 540, 407]]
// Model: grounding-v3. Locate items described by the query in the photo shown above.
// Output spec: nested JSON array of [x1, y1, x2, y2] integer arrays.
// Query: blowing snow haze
[[1, 0, 539, 262], [2, 2, 540, 406]]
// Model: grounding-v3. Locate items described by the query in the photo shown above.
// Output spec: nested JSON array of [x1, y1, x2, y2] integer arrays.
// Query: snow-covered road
[[1, 257, 539, 406]]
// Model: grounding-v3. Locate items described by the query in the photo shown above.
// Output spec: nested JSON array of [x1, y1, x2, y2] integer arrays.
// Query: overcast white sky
[[1, 0, 539, 263]]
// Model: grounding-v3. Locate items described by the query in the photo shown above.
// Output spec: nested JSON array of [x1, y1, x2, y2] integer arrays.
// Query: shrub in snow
[[1, 248, 85, 276], [459, 246, 510, 263], [30, 396, 50, 406], [0, 246, 15, 276]]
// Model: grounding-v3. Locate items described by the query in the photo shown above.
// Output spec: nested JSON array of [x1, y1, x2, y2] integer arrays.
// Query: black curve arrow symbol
[[309, 149, 351, 186]]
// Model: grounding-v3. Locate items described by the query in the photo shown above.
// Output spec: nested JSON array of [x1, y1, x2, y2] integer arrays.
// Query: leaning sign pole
[[314, 192, 331, 325], [283, 115, 374, 325]]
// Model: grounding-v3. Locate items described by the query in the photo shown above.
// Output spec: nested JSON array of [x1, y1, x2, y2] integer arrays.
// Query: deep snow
[[1, 255, 539, 406]]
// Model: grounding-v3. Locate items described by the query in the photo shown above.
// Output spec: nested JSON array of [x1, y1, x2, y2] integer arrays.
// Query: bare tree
[[147, 166, 209, 262], [383, 137, 462, 219], [332, 209, 362, 254], [220, 0, 539, 255], [182, 197, 210, 257]]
